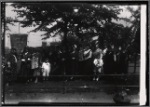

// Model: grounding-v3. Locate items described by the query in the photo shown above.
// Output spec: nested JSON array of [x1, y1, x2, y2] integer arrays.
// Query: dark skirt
[[33, 68, 41, 77], [5, 67, 13, 83]]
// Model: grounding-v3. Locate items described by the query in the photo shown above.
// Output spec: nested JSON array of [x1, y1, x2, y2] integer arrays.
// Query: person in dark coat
[[20, 48, 31, 83], [6, 48, 18, 84], [26, 51, 32, 82], [116, 46, 128, 74], [103, 45, 117, 74], [49, 50, 59, 75], [82, 46, 93, 81], [78, 47, 84, 76], [69, 44, 78, 80], [4, 57, 13, 86]]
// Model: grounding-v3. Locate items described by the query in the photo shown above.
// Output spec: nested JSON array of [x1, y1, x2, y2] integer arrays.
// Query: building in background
[[10, 34, 28, 54]]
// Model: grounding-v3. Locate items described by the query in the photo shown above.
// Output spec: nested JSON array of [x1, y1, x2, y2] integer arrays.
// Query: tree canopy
[[11, 3, 140, 53], [122, 6, 140, 54]]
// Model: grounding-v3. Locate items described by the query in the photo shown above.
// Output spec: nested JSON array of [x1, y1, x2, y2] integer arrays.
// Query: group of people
[[4, 48, 52, 85], [3, 43, 129, 86]]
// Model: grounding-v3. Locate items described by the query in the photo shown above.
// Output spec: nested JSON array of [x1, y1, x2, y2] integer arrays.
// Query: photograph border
[[0, 0, 149, 106]]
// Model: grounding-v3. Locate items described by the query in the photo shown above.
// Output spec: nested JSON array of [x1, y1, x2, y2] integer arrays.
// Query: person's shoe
[[43, 78, 45, 81], [27, 79, 30, 82], [26, 81, 29, 84], [6, 83, 9, 87], [46, 78, 49, 81], [96, 78, 99, 81], [70, 77, 73, 81], [29, 79, 33, 82], [34, 79, 38, 83]]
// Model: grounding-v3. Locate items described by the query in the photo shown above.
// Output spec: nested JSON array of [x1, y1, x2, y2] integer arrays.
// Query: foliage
[[126, 6, 140, 54], [1, 3, 15, 55], [117, 6, 140, 54], [12, 3, 123, 49], [11, 3, 140, 54], [2, 4, 15, 32]]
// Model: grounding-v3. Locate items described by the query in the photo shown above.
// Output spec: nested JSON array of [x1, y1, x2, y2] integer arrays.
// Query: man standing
[[116, 46, 128, 74], [6, 48, 18, 84]]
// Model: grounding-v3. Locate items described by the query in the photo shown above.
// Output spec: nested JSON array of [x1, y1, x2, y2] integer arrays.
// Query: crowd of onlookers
[[3, 43, 130, 86]]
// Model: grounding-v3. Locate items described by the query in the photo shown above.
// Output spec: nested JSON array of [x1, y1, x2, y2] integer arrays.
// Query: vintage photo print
[[1, 1, 148, 106]]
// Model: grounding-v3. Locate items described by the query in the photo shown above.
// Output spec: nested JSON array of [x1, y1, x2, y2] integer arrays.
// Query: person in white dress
[[93, 45, 108, 81], [42, 58, 51, 81]]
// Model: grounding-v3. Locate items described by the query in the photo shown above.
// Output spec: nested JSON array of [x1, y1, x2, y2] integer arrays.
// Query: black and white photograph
[[1, 1, 148, 106]]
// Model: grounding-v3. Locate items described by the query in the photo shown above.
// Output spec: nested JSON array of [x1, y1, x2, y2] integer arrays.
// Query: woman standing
[[31, 52, 41, 83]]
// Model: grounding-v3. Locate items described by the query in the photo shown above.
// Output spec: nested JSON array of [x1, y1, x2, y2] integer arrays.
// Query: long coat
[[6, 53, 18, 81], [103, 51, 116, 74], [20, 52, 32, 79]]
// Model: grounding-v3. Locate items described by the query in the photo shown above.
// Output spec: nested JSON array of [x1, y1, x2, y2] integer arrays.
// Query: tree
[[128, 6, 140, 54], [121, 6, 140, 54], [2, 3, 15, 56], [12, 3, 123, 52]]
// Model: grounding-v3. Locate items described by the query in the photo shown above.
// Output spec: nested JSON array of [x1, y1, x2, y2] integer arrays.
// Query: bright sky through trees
[[5, 3, 139, 47]]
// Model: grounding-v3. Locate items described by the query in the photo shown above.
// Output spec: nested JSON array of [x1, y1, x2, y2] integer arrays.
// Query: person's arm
[[114, 53, 117, 62], [21, 54, 26, 62], [94, 59, 98, 67], [41, 63, 44, 68], [103, 48, 108, 55], [89, 50, 92, 58], [49, 63, 51, 71], [84, 49, 92, 60]]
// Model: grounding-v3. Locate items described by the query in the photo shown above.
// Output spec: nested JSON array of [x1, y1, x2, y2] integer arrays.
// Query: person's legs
[[93, 67, 97, 81], [5, 70, 12, 86], [12, 63, 17, 83], [96, 67, 102, 81], [70, 60, 75, 80], [30, 69, 34, 82], [85, 59, 93, 80], [26, 66, 31, 83], [34, 68, 38, 83], [46, 69, 50, 81], [42, 69, 46, 81]]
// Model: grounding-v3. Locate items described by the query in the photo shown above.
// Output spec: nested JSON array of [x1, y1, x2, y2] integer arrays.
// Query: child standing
[[42, 58, 51, 81], [93, 48, 107, 81]]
